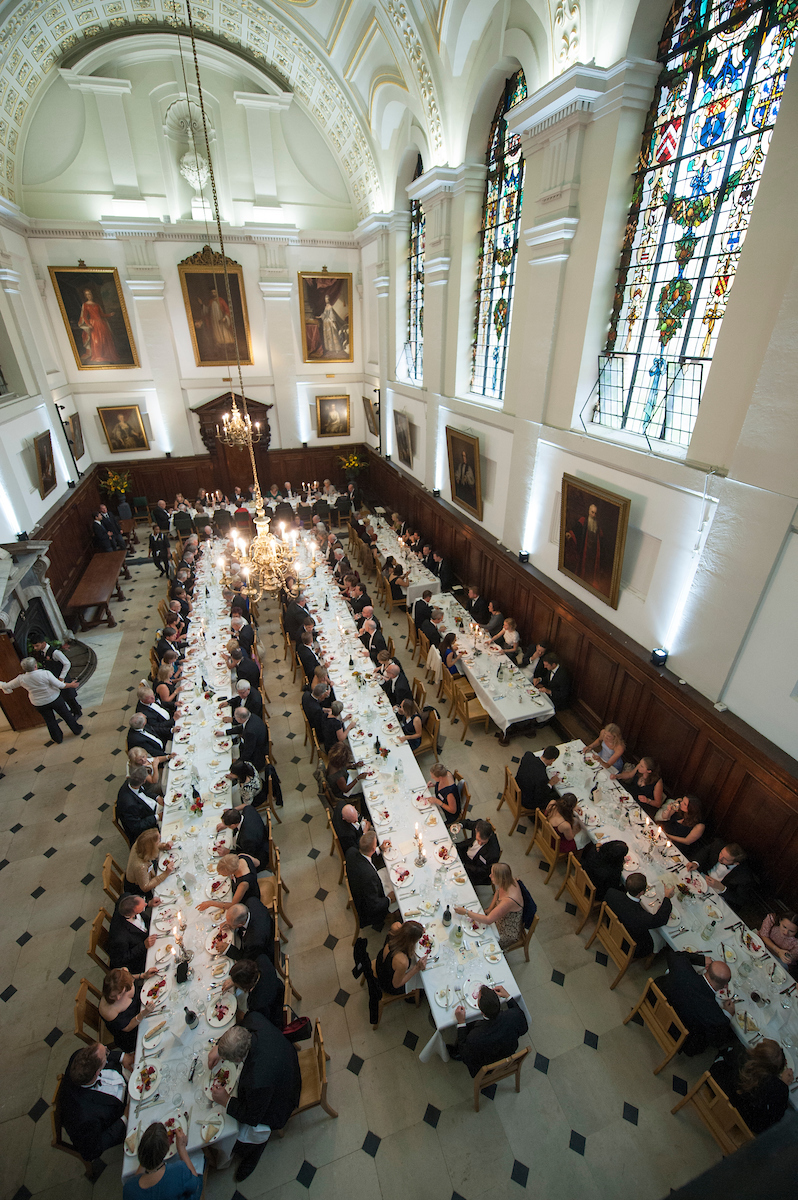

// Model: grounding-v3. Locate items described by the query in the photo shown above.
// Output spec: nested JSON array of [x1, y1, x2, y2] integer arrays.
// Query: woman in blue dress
[[123, 1122, 202, 1198]]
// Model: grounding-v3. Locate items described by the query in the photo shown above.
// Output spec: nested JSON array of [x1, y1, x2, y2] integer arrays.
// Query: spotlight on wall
[[651, 647, 668, 668], [302, 441, 307, 449], [432, 488, 440, 498], [67, 480, 76, 489], [385, 454, 391, 462], [165, 451, 172, 459], [518, 551, 529, 564], [16, 531, 28, 541]]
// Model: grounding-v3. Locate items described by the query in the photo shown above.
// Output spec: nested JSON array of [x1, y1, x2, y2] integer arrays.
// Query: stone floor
[[0, 548, 723, 1200]]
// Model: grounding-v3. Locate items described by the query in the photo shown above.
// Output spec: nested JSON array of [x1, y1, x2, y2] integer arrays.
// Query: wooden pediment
[[192, 392, 273, 455]]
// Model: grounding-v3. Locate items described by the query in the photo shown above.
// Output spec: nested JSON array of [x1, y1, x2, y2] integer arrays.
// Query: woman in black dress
[[580, 840, 628, 904], [196, 852, 260, 913], [326, 742, 367, 799], [373, 921, 426, 995], [657, 794, 706, 849], [710, 1039, 792, 1134], [428, 763, 460, 824], [99, 968, 157, 1053], [397, 699, 423, 751], [615, 756, 664, 812]]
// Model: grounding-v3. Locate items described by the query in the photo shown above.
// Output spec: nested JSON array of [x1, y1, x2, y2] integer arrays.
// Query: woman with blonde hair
[[584, 722, 626, 774], [155, 662, 181, 708], [373, 920, 427, 995], [99, 967, 158, 1053], [710, 1039, 792, 1134], [196, 851, 259, 913], [125, 828, 174, 898], [454, 862, 524, 950], [127, 745, 167, 791], [490, 616, 521, 662]]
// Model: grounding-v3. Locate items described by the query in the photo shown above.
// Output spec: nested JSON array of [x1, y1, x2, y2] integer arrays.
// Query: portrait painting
[[33, 430, 56, 499], [362, 394, 379, 438], [98, 404, 150, 454], [559, 474, 630, 609], [68, 412, 85, 461], [178, 247, 253, 368], [393, 410, 413, 468], [48, 265, 139, 370], [445, 426, 483, 521], [298, 271, 353, 363], [316, 394, 350, 439]]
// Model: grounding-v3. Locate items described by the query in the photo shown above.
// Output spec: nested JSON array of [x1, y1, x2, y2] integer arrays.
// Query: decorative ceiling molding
[[384, 0, 444, 162]]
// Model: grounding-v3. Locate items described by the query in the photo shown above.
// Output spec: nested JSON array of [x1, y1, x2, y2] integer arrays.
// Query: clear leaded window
[[471, 68, 527, 401], [407, 154, 424, 384], [597, 0, 797, 447]]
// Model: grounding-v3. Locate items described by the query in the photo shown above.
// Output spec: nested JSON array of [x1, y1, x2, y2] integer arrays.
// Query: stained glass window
[[471, 69, 527, 400], [407, 154, 424, 384], [599, 0, 797, 447]]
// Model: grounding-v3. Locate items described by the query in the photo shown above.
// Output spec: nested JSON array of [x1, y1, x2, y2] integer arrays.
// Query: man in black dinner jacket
[[413, 591, 433, 628], [227, 647, 261, 689], [285, 595, 314, 642], [686, 841, 755, 916], [218, 805, 268, 861], [228, 680, 263, 720], [223, 898, 275, 963], [333, 801, 369, 856], [127, 714, 167, 757], [231, 614, 256, 658], [449, 985, 528, 1076], [297, 631, 323, 683], [537, 653, 570, 712], [605, 873, 674, 958], [655, 949, 736, 1056], [464, 587, 490, 626], [457, 819, 501, 888], [229, 707, 268, 773], [116, 766, 160, 844], [109, 894, 154, 974], [61, 1042, 133, 1163], [98, 503, 126, 551], [228, 954, 285, 1028], [345, 831, 392, 929], [515, 747, 561, 813], [381, 662, 412, 709]]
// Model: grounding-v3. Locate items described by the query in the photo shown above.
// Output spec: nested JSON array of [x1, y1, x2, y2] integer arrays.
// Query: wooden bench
[[119, 517, 139, 553], [67, 550, 130, 631]]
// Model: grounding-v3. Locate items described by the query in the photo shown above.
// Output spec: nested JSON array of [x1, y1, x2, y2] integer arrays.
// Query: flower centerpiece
[[99, 468, 131, 501], [338, 451, 368, 480], [190, 796, 204, 815]]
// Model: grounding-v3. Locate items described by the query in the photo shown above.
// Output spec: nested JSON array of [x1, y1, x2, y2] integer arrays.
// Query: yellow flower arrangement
[[100, 468, 132, 497], [337, 452, 368, 476]]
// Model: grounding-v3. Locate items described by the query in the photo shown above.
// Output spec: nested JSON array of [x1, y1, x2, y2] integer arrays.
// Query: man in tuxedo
[[332, 548, 351, 580], [231, 614, 255, 659], [116, 766, 160, 843], [449, 985, 528, 1077], [333, 802, 369, 856], [382, 662, 412, 709], [109, 894, 155, 973], [223, 898, 275, 963], [686, 841, 755, 915], [345, 831, 393, 929], [302, 683, 330, 738], [464, 587, 490, 626], [229, 647, 261, 689], [348, 583, 371, 616], [127, 714, 167, 756], [229, 680, 263, 720], [227, 954, 284, 1028], [359, 619, 386, 662], [210, 1014, 302, 1181], [516, 747, 561, 813], [297, 631, 323, 683], [136, 687, 173, 737], [420, 544, 435, 571], [285, 595, 313, 642], [522, 641, 548, 678], [355, 605, 381, 633], [605, 873, 674, 958], [218, 805, 268, 861], [152, 499, 171, 531], [655, 950, 735, 1056], [91, 512, 114, 552], [413, 591, 434, 629], [538, 653, 570, 711], [98, 503, 126, 551], [31, 636, 82, 720], [457, 819, 501, 888], [155, 625, 181, 662], [420, 609, 444, 649], [432, 552, 454, 591], [61, 1042, 132, 1163], [230, 707, 268, 772]]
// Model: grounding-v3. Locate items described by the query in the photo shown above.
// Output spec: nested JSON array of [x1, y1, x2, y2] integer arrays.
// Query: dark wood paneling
[[579, 641, 619, 731], [636, 693, 700, 789], [37, 469, 102, 608]]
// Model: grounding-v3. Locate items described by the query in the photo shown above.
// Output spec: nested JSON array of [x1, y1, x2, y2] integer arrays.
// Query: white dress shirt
[[1, 669, 66, 705], [86, 1067, 126, 1101]]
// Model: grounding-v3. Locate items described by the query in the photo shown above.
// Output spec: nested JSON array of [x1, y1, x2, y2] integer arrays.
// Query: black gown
[[104, 984, 143, 1053]]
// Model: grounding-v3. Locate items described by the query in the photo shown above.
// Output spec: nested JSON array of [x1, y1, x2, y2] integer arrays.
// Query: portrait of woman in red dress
[[48, 265, 140, 370], [78, 288, 118, 365]]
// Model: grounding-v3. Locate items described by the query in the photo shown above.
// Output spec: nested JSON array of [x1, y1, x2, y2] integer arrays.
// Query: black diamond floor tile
[[28, 1097, 48, 1122], [517, 824, 527, 836], [569, 1130, 586, 1156], [333, 989, 349, 1006], [31, 887, 45, 900], [403, 1031, 419, 1051], [565, 902, 577, 915], [34, 764, 45, 773], [10, 823, 22, 834], [58, 967, 75, 985], [70, 916, 86, 931], [511, 1160, 529, 1187], [595, 950, 609, 967], [1, 984, 17, 1002], [622, 1101, 639, 1125], [286, 732, 296, 740], [54, 812, 66, 822], [23, 792, 35, 802], [73, 756, 84, 764], [105, 774, 116, 783], [17, 931, 32, 947], [12, 1186, 32, 1200], [291, 756, 302, 764], [584, 1030, 599, 1049], [423, 1103, 441, 1128], [43, 1026, 62, 1047], [307, 847, 320, 859], [295, 780, 305, 790], [0, 859, 8, 871], [315, 888, 329, 901], [90, 835, 103, 846], [479, 764, 489, 772], [629, 1011, 644, 1026], [464, 739, 473, 747], [296, 1161, 316, 1189], [302, 813, 313, 823], [64, 783, 76, 792], [98, 803, 109, 812], [533, 1052, 549, 1074], [672, 1074, 688, 1095], [480, 1083, 497, 1101], [551, 969, 565, 986], [322, 933, 338, 950], [511, 756, 520, 763], [80, 873, 95, 886], [362, 1130, 381, 1157], [346, 1054, 364, 1076]]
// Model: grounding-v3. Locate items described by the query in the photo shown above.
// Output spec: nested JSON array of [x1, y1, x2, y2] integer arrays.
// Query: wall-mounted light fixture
[[651, 648, 668, 668], [518, 551, 529, 564], [432, 489, 440, 498], [165, 451, 172, 458]]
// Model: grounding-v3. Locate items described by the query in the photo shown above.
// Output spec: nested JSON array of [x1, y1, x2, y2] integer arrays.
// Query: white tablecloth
[[371, 521, 442, 606]]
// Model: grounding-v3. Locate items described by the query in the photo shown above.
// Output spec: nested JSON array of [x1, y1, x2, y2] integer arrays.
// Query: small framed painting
[[445, 426, 482, 521], [298, 271, 353, 363], [98, 404, 150, 454], [316, 395, 350, 438], [48, 265, 139, 370], [362, 394, 379, 437], [393, 410, 413, 468], [178, 246, 253, 367], [68, 412, 85, 461], [34, 430, 57, 499], [559, 474, 630, 609]]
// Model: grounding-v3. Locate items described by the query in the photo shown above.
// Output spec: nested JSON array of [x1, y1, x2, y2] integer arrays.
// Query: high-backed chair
[[412, 708, 440, 761], [291, 1020, 338, 1120], [87, 907, 112, 974], [112, 802, 132, 848], [411, 677, 427, 709], [372, 984, 421, 1030], [74, 977, 112, 1046], [623, 978, 689, 1074], [454, 688, 490, 740], [500, 912, 540, 963], [404, 612, 417, 656], [472, 1047, 530, 1112], [101, 854, 126, 906], [497, 768, 523, 837], [50, 1075, 100, 1180], [585, 902, 638, 989], [555, 852, 598, 933], [671, 1071, 755, 1155], [524, 808, 566, 883], [453, 771, 471, 823]]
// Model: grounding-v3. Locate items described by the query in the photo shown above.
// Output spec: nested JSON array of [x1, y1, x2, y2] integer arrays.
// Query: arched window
[[599, 0, 797, 447], [471, 69, 527, 401], [407, 154, 424, 384]]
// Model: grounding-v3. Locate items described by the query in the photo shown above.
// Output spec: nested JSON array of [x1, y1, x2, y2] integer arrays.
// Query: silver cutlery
[[141, 1046, 165, 1061], [135, 1090, 161, 1116]]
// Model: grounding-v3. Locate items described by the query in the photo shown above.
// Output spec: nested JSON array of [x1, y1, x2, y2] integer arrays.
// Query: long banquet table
[[546, 741, 798, 1087], [300, 536, 532, 1061], [370, 521, 442, 606]]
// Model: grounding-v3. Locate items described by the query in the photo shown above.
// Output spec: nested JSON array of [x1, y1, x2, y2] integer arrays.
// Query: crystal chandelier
[[216, 396, 262, 447]]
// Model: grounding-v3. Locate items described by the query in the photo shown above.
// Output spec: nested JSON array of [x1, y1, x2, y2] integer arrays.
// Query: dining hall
[[0, 2, 797, 1198]]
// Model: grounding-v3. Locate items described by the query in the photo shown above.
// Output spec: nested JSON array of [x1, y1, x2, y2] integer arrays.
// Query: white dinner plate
[[206, 929, 231, 955], [203, 1061, 242, 1101], [162, 1112, 189, 1159], [206, 997, 236, 1028], [462, 919, 484, 939], [141, 975, 170, 1005], [390, 865, 413, 887], [128, 1061, 160, 1099], [206, 878, 231, 900]]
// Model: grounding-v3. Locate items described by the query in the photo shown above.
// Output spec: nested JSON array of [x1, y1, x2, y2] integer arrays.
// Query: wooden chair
[[453, 771, 471, 823], [101, 854, 126, 906], [454, 687, 490, 740], [384, 589, 406, 617], [555, 852, 598, 934], [411, 677, 426, 709], [283, 630, 294, 661], [405, 611, 417, 655], [386, 636, 395, 659], [473, 1047, 530, 1112], [74, 977, 112, 1046], [259, 683, 271, 720], [303, 707, 316, 761], [412, 708, 440, 761], [374, 567, 386, 608], [148, 648, 160, 683], [87, 907, 112, 974], [258, 846, 292, 932], [497, 767, 524, 837], [157, 599, 169, 624], [623, 978, 689, 1073], [292, 1020, 338, 1120], [372, 985, 421, 1029], [344, 873, 361, 946], [671, 1071, 754, 1155], [524, 808, 566, 883], [585, 901, 637, 989], [112, 802, 131, 848], [281, 954, 293, 1027], [328, 811, 346, 885], [255, 769, 282, 826], [416, 630, 430, 665], [271, 901, 302, 1001], [501, 911, 540, 962], [437, 663, 474, 716], [312, 731, 329, 772], [50, 1075, 100, 1180]]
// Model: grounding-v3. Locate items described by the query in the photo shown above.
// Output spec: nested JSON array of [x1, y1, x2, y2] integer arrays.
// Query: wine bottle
[[184, 1006, 198, 1029], [442, 904, 452, 928]]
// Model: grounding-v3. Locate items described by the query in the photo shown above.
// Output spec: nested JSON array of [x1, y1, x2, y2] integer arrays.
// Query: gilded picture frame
[[445, 426, 483, 522], [559, 473, 630, 609], [316, 394, 350, 438], [33, 430, 57, 499], [68, 412, 85, 461], [48, 265, 140, 370], [98, 404, 150, 454], [362, 394, 379, 438], [178, 246, 253, 368], [298, 271, 353, 363], [393, 410, 413, 468]]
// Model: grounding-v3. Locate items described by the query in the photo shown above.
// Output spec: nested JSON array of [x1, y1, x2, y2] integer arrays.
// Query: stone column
[[259, 278, 301, 447]]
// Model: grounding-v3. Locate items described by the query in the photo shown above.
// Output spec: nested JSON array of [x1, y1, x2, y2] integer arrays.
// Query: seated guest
[[464, 586, 490, 626], [430, 551, 454, 591], [128, 713, 167, 756], [302, 682, 331, 738], [449, 984, 528, 1076], [709, 1040, 793, 1135], [223, 955, 285, 1028], [152, 499, 171, 531], [197, 852, 260, 911], [229, 706, 268, 772], [154, 664, 181, 711], [458, 819, 501, 888], [124, 1121, 202, 1198], [382, 662, 412, 708], [427, 762, 460, 823], [535, 653, 570, 713], [390, 512, 404, 533], [419, 543, 434, 570], [360, 618, 386, 661], [284, 595, 313, 641], [228, 679, 263, 720], [332, 547, 351, 580], [686, 841, 755, 914], [656, 794, 706, 848], [413, 590, 434, 628], [386, 563, 410, 601], [62, 1042, 132, 1163], [373, 920, 427, 995], [420, 608, 445, 649], [267, 483, 283, 501], [580, 840, 628, 904], [515, 747, 560, 813], [227, 647, 261, 689], [321, 700, 354, 752], [155, 625, 182, 662], [297, 630, 323, 682], [117, 765, 161, 843], [125, 828, 173, 898], [605, 873, 674, 957], [208, 1015, 301, 1182], [520, 641, 547, 677], [655, 950, 736, 1056], [345, 831, 393, 929], [148, 526, 170, 577], [489, 616, 521, 662], [759, 911, 798, 967], [355, 605, 381, 633], [137, 686, 174, 736], [397, 698, 423, 751], [127, 746, 167, 795], [91, 511, 114, 552], [222, 898, 275, 963], [332, 802, 369, 855], [584, 723, 626, 774], [231, 614, 255, 659], [455, 863, 527, 950], [348, 582, 371, 615], [544, 793, 582, 853], [216, 805, 268, 861], [615, 756, 664, 812], [327, 742, 367, 799], [99, 967, 157, 1054], [227, 759, 263, 807], [109, 894, 156, 974], [440, 632, 465, 675], [484, 601, 504, 636]]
